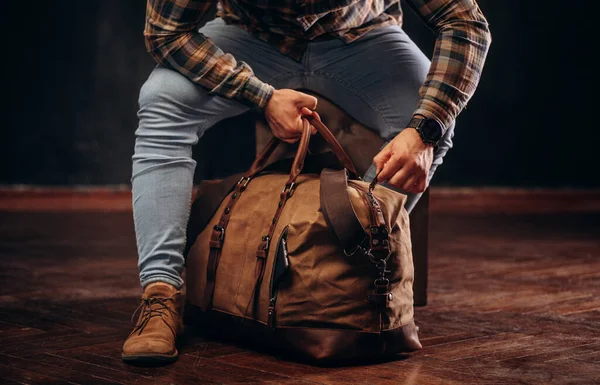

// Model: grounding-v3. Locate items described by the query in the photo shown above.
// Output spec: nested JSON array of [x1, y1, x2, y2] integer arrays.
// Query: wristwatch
[[407, 116, 444, 146]]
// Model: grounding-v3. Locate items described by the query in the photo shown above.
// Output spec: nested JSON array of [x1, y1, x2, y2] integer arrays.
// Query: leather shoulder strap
[[320, 168, 366, 250], [184, 172, 245, 258]]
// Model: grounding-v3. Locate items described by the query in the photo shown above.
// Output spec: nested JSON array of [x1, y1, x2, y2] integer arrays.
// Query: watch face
[[421, 119, 443, 142]]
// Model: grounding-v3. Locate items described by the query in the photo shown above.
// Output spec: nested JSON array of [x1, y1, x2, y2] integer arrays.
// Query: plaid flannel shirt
[[144, 0, 491, 130]]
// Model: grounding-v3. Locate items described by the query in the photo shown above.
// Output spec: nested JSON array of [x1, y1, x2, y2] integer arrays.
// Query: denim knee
[[135, 67, 207, 156], [138, 66, 207, 112]]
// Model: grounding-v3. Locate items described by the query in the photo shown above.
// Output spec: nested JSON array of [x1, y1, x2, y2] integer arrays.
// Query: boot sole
[[122, 352, 178, 366]]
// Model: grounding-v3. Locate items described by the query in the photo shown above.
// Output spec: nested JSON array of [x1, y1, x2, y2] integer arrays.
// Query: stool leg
[[410, 188, 429, 306]]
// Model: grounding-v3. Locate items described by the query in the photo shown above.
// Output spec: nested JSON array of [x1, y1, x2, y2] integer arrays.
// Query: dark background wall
[[1, 1, 597, 187]]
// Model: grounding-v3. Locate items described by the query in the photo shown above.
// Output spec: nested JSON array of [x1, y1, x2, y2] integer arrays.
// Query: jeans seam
[[304, 44, 311, 74], [179, 188, 193, 266]]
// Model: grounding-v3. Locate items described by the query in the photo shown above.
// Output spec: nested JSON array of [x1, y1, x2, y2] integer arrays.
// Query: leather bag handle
[[287, 118, 313, 184], [247, 113, 360, 179], [303, 113, 359, 178], [247, 135, 280, 176]]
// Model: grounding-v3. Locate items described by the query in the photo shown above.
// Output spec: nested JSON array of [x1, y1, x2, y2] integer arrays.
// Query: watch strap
[[407, 117, 424, 129]]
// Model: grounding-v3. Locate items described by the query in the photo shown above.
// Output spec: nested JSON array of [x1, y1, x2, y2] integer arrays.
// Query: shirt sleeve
[[144, 0, 274, 110], [405, 0, 492, 131]]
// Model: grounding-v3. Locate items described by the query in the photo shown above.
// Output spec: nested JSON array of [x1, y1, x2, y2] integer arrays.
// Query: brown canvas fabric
[[185, 115, 421, 361]]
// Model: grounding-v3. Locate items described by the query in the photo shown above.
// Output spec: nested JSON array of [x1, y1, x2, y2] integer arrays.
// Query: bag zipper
[[267, 225, 290, 328]]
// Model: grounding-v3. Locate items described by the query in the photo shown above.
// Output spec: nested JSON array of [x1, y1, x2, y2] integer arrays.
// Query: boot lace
[[130, 296, 177, 336]]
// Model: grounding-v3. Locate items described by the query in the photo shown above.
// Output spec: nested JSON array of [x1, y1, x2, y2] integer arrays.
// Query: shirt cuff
[[413, 99, 454, 135], [240, 76, 275, 112]]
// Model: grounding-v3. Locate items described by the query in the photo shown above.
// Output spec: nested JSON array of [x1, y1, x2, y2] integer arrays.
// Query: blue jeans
[[133, 18, 455, 289]]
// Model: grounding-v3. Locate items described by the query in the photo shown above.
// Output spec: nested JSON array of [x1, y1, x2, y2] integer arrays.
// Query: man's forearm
[[406, 0, 492, 131], [144, 0, 274, 110]]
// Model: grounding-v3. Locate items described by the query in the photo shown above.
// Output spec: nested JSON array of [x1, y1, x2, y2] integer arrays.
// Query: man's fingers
[[387, 167, 411, 189], [300, 108, 318, 134], [269, 119, 301, 142], [373, 146, 391, 177], [301, 107, 313, 115], [401, 175, 418, 193], [414, 177, 428, 193], [296, 119, 307, 134], [296, 93, 318, 110], [278, 122, 301, 141], [375, 154, 405, 183]]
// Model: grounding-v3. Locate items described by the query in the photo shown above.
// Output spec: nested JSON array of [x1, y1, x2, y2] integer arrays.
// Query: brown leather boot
[[122, 282, 184, 365]]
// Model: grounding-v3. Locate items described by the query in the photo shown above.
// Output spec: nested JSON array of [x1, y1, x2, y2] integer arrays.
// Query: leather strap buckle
[[281, 182, 296, 198], [367, 277, 392, 308], [213, 225, 225, 242], [261, 235, 270, 251], [238, 176, 251, 191]]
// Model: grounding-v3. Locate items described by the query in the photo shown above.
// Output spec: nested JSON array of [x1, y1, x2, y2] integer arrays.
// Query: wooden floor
[[0, 209, 599, 384]]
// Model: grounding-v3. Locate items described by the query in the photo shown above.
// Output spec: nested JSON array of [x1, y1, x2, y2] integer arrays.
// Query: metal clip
[[369, 169, 384, 193], [373, 259, 390, 275], [367, 248, 392, 264], [343, 244, 362, 257], [343, 235, 368, 257]]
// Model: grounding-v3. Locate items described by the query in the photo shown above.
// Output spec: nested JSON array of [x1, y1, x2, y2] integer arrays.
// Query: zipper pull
[[267, 298, 276, 328]]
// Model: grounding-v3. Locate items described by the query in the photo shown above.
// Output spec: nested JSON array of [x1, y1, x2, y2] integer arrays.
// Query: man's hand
[[265, 89, 318, 143], [373, 128, 434, 193]]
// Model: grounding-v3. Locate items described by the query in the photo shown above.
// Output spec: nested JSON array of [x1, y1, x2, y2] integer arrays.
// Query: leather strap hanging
[[244, 119, 314, 318], [184, 172, 245, 258], [201, 174, 253, 311], [201, 124, 310, 311], [320, 168, 365, 252]]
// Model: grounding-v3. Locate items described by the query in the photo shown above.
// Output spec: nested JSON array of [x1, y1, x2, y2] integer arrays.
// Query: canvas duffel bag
[[184, 114, 422, 361]]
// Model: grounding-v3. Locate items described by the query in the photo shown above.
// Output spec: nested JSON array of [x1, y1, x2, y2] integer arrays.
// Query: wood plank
[[499, 342, 600, 364], [2, 331, 124, 358], [573, 350, 600, 365], [35, 353, 172, 385], [462, 358, 600, 384], [0, 354, 123, 385], [1, 211, 600, 383], [1, 187, 599, 213], [0, 364, 69, 385]]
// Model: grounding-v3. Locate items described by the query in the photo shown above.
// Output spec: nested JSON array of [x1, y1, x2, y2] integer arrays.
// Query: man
[[122, 0, 491, 364]]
